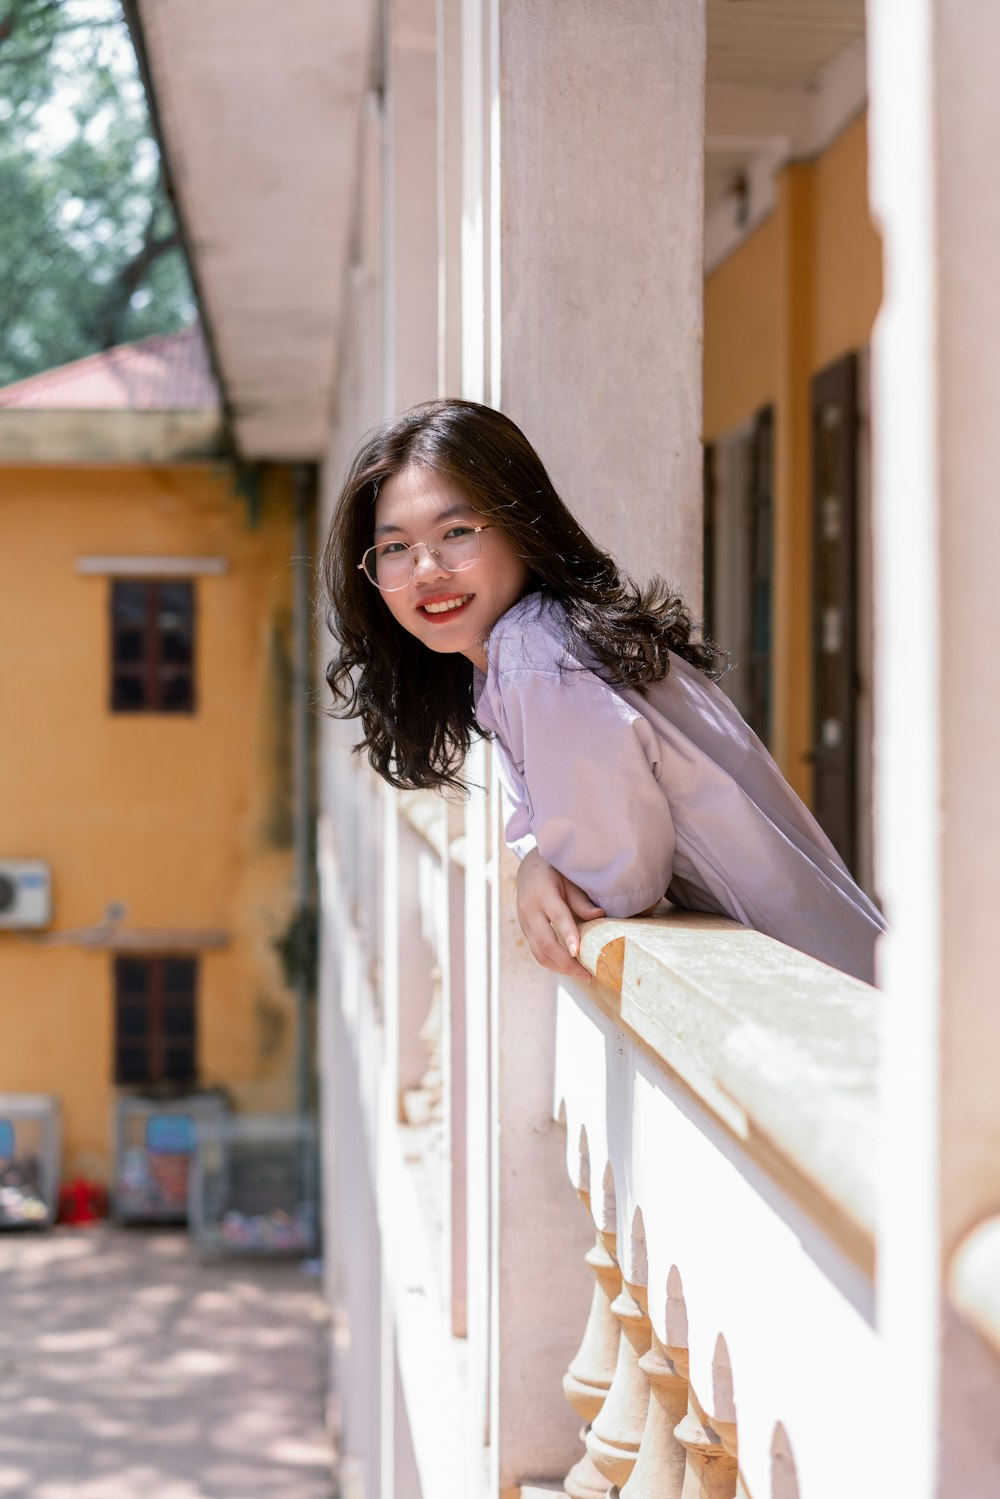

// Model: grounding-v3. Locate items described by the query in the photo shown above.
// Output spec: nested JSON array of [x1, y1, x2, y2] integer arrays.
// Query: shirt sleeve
[[491, 737, 539, 860], [493, 661, 676, 917]]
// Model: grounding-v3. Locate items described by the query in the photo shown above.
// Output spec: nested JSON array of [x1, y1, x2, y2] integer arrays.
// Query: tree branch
[[91, 219, 181, 349], [0, 14, 122, 66]]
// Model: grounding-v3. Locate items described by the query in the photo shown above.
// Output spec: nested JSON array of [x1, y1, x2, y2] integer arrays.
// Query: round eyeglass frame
[[358, 522, 493, 592]]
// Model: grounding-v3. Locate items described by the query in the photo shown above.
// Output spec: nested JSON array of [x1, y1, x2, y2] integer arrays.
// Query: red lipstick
[[416, 590, 473, 622]]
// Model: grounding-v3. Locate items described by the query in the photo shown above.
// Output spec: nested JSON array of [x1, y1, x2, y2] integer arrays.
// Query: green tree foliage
[[0, 0, 196, 386]]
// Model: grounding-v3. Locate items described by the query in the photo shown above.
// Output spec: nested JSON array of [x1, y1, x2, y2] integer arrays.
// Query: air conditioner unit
[[0, 862, 52, 930]]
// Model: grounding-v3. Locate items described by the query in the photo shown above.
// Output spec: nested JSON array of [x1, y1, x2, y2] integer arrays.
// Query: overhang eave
[[128, 0, 377, 463]]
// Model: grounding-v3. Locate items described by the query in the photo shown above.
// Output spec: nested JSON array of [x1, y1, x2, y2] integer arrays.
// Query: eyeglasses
[[358, 520, 492, 592]]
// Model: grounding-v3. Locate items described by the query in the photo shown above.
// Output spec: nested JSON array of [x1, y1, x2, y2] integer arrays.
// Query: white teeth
[[423, 595, 471, 615]]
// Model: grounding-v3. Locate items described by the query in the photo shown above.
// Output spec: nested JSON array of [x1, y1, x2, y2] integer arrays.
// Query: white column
[[868, 2, 1000, 1494], [490, 780, 594, 1496], [460, 0, 488, 402], [379, 785, 402, 1499], [462, 738, 494, 1482], [379, 14, 439, 1483], [437, 0, 464, 395], [444, 796, 469, 1336], [384, 0, 439, 414]]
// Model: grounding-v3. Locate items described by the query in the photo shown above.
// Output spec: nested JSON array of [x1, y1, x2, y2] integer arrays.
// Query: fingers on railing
[[559, 1216, 801, 1499]]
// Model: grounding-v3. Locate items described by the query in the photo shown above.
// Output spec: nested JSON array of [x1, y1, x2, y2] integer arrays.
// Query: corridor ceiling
[[128, 0, 866, 461], [705, 0, 868, 222], [707, 0, 865, 89], [127, 0, 374, 462]]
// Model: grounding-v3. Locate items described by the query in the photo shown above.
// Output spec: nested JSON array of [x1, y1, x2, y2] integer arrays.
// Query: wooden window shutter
[[811, 352, 859, 870], [746, 406, 774, 745]]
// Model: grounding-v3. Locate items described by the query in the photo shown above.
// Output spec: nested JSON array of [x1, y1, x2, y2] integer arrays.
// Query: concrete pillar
[[379, 786, 402, 1499], [461, 5, 708, 1494], [384, 0, 439, 414], [492, 0, 706, 600], [490, 780, 593, 1498], [868, 2, 1000, 1494]]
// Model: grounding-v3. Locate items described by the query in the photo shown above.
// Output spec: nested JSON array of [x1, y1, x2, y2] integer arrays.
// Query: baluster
[[712, 1418, 750, 1499], [675, 1384, 738, 1499], [562, 1234, 622, 1499], [401, 975, 443, 1126], [619, 1332, 689, 1499], [585, 1280, 652, 1492]]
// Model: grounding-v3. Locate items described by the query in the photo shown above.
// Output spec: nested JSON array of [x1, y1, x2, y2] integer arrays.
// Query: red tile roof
[[0, 325, 221, 411]]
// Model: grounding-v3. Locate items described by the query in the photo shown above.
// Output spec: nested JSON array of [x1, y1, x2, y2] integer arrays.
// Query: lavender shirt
[[473, 593, 885, 984]]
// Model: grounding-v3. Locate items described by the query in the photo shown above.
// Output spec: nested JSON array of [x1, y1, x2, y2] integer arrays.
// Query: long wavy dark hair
[[322, 398, 723, 791]]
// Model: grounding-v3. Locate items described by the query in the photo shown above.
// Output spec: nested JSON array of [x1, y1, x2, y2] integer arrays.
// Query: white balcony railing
[[319, 749, 884, 1499], [552, 913, 880, 1499]]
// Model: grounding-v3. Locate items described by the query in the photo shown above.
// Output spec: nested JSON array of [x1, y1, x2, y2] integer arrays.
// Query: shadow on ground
[[0, 1227, 333, 1499]]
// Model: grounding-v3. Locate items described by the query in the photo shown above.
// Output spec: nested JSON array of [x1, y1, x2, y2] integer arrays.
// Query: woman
[[323, 398, 884, 984]]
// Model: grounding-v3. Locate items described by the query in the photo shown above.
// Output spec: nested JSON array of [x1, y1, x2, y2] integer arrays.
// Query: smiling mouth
[[420, 594, 472, 616]]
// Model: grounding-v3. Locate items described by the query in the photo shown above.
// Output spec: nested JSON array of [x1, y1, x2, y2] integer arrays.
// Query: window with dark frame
[[111, 579, 195, 713], [702, 440, 716, 641], [703, 405, 775, 747], [114, 956, 198, 1087], [745, 406, 774, 746]]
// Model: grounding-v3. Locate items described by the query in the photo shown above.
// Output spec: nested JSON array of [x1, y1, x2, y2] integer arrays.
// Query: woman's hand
[[515, 848, 606, 981]]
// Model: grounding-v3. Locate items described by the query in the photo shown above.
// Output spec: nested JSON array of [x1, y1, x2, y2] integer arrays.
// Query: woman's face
[[370, 463, 531, 671]]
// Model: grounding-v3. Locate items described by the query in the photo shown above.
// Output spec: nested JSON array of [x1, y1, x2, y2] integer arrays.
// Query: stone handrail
[[577, 908, 880, 1269]]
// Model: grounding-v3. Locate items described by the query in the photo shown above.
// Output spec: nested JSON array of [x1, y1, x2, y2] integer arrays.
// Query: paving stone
[[0, 1226, 333, 1499]]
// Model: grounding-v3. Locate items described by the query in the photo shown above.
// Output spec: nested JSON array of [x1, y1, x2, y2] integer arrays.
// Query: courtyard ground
[[0, 1225, 334, 1499]]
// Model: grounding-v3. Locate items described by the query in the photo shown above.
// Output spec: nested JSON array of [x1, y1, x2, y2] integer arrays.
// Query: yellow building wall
[[812, 114, 883, 372], [703, 112, 882, 800], [0, 462, 300, 1182], [703, 211, 783, 442]]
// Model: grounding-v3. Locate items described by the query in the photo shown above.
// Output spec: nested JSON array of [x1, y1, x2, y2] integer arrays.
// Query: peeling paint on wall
[[253, 992, 289, 1067]]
